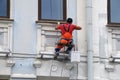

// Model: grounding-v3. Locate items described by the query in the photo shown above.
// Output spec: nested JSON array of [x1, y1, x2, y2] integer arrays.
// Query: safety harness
[[62, 24, 72, 39], [57, 24, 73, 47]]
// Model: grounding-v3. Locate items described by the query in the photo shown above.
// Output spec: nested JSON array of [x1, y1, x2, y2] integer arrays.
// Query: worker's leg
[[55, 39, 68, 54], [66, 41, 74, 54], [54, 39, 68, 59], [55, 45, 63, 56], [54, 45, 63, 59]]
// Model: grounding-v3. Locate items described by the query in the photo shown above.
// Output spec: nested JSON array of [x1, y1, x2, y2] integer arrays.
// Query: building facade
[[0, 0, 120, 80]]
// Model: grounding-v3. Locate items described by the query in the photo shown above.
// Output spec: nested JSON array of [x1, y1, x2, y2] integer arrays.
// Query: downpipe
[[86, 0, 94, 80]]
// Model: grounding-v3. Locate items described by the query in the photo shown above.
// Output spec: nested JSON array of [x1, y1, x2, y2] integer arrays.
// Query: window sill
[[36, 20, 66, 24], [110, 52, 120, 62], [0, 49, 10, 57], [106, 24, 120, 27], [0, 18, 14, 23]]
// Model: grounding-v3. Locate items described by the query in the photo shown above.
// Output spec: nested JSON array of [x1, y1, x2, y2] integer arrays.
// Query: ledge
[[11, 74, 36, 79], [0, 49, 11, 57], [0, 75, 10, 79], [106, 24, 120, 27], [36, 20, 66, 24], [111, 52, 120, 58], [0, 18, 14, 23], [110, 53, 120, 62]]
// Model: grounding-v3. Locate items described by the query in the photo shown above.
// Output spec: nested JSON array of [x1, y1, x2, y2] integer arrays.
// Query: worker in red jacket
[[54, 18, 82, 59]]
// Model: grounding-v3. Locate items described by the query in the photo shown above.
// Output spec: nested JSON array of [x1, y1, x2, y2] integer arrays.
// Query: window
[[0, 0, 10, 18], [38, 0, 66, 21], [108, 0, 120, 24]]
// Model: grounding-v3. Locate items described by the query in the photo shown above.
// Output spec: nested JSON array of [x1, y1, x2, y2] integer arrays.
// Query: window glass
[[39, 0, 66, 20], [109, 0, 120, 23], [0, 0, 7, 17]]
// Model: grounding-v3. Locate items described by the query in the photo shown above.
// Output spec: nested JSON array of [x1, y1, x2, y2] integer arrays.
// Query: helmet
[[67, 18, 73, 24]]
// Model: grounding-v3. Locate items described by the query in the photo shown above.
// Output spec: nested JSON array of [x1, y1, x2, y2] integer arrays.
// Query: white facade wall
[[0, 0, 120, 80]]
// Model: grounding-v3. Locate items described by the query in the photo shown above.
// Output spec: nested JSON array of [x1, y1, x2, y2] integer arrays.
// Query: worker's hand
[[76, 26, 82, 30], [57, 22, 60, 25], [55, 22, 60, 30], [55, 27, 58, 30]]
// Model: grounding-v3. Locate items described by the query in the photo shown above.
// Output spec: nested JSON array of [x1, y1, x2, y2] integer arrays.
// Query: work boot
[[54, 48, 60, 60], [54, 54, 57, 60], [66, 46, 72, 54], [66, 49, 71, 54], [54, 52, 59, 60]]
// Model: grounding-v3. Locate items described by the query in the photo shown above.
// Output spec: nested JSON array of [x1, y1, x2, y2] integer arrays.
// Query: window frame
[[38, 0, 67, 22], [107, 0, 120, 25], [0, 0, 10, 18]]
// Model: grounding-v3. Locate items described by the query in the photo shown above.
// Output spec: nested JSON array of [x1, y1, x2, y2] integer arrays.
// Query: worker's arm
[[55, 26, 58, 30], [55, 25, 61, 30], [75, 26, 82, 30]]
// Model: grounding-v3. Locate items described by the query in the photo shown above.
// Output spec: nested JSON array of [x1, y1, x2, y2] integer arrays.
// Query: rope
[[55, 22, 60, 46]]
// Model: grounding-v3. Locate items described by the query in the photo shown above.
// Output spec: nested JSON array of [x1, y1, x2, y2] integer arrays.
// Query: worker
[[54, 18, 82, 59]]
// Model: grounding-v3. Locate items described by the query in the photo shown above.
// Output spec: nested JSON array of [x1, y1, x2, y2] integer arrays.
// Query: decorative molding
[[36, 23, 60, 52], [105, 64, 114, 72], [107, 28, 120, 59], [51, 65, 58, 72], [110, 53, 120, 62], [65, 63, 74, 70], [0, 50, 10, 57], [6, 59, 15, 67], [11, 74, 36, 79], [33, 60, 42, 68], [0, 21, 13, 54]]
